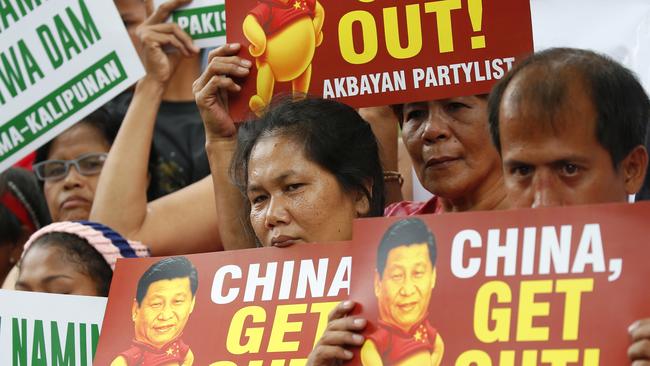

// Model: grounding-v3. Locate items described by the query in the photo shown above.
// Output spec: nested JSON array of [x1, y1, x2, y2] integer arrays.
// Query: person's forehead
[[248, 136, 317, 183], [386, 243, 431, 264], [503, 66, 593, 115], [20, 245, 80, 279], [500, 71, 597, 137], [48, 124, 110, 159], [145, 277, 192, 296]]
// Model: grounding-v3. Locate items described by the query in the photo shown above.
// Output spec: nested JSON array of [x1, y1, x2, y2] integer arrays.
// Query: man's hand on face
[[137, 0, 199, 84], [628, 318, 650, 365]]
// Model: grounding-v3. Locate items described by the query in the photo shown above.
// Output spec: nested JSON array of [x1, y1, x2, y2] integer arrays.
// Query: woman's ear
[[354, 181, 373, 217]]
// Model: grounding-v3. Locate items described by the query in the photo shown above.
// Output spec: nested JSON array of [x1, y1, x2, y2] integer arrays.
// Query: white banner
[[0, 290, 107, 366], [0, 0, 145, 172], [532, 0, 650, 94], [153, 0, 227, 49]]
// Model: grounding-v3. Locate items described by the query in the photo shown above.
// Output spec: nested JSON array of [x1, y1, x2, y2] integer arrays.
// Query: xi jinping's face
[[375, 243, 436, 332], [132, 277, 195, 348]]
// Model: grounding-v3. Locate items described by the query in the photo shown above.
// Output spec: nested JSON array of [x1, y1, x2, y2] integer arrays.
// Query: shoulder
[[117, 346, 142, 365], [366, 325, 391, 353], [384, 196, 441, 216]]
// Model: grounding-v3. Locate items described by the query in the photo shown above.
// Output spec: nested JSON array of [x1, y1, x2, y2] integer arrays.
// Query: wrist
[[383, 171, 404, 187], [206, 136, 237, 152], [136, 76, 166, 97]]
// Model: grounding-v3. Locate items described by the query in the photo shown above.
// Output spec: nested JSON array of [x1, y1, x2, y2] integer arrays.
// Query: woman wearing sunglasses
[[32, 108, 117, 222]]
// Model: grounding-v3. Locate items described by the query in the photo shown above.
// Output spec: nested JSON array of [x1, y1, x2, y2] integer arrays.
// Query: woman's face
[[43, 123, 110, 221], [401, 96, 502, 201], [247, 135, 368, 247], [15, 244, 100, 296]]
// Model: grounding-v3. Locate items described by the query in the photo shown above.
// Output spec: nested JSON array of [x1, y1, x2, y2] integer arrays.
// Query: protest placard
[[0, 0, 145, 173], [94, 202, 650, 365], [153, 0, 227, 49], [224, 0, 533, 119], [0, 290, 107, 366]]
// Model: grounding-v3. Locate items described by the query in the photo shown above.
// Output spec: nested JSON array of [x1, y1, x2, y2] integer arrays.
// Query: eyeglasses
[[33, 153, 108, 181]]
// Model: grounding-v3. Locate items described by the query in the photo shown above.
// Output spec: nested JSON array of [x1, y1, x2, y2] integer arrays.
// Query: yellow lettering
[[516, 280, 552, 341], [555, 279, 593, 340], [338, 11, 378, 64], [584, 348, 600, 364], [522, 350, 538, 366], [309, 302, 339, 348], [474, 281, 511, 342], [268, 304, 307, 352], [498, 351, 514, 366], [226, 306, 266, 354], [383, 5, 422, 59], [540, 349, 579, 366], [424, 0, 462, 53]]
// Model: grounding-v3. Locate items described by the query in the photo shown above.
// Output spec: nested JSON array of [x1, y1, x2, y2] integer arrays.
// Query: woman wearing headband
[[16, 221, 150, 297]]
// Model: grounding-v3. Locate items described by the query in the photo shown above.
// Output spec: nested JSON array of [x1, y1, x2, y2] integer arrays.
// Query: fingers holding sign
[[138, 0, 199, 83], [193, 43, 252, 139], [629, 319, 650, 365], [306, 301, 367, 366]]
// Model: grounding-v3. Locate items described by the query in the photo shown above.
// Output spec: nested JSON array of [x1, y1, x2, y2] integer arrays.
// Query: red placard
[[94, 202, 650, 365], [224, 0, 533, 120]]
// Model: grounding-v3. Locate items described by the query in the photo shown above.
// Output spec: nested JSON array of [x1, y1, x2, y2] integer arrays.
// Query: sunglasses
[[33, 153, 108, 181]]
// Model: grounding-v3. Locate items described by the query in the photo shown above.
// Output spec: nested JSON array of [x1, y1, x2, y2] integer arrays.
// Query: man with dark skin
[[488, 47, 649, 364]]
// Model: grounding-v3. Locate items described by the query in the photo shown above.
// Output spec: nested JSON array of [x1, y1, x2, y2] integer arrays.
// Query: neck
[[440, 172, 508, 213], [163, 55, 201, 102]]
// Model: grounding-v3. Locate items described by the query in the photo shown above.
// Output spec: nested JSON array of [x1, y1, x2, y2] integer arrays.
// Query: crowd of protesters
[[1, 0, 650, 364]]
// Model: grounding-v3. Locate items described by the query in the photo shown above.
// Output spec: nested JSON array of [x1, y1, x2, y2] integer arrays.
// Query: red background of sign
[[94, 202, 650, 365], [224, 0, 533, 121]]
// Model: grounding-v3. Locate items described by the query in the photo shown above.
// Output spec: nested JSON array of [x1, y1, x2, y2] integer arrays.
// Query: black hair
[[34, 106, 118, 165], [376, 218, 437, 278], [25, 232, 113, 296], [0, 168, 51, 244], [135, 257, 198, 306], [231, 97, 385, 237], [488, 47, 650, 168], [33, 102, 161, 200]]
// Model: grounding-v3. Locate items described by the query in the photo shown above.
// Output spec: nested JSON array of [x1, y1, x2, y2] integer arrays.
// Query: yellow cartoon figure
[[243, 0, 325, 114]]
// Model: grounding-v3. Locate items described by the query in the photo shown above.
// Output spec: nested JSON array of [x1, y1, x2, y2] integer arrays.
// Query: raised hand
[[138, 0, 199, 84], [193, 43, 252, 139]]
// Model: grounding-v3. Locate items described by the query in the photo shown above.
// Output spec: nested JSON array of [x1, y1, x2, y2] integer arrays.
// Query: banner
[[531, 0, 650, 94], [153, 0, 227, 49], [224, 0, 533, 119], [94, 202, 650, 365], [0, 290, 107, 366], [0, 0, 145, 173]]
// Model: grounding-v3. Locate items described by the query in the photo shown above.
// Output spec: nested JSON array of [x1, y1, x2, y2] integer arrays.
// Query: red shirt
[[384, 196, 443, 217], [119, 339, 190, 366], [249, 0, 316, 35], [366, 319, 438, 364]]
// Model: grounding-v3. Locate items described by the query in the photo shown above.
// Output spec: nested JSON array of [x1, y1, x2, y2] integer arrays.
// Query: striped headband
[[23, 221, 150, 270]]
